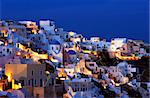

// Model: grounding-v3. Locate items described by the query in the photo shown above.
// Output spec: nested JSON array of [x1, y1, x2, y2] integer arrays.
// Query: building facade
[[5, 64, 47, 87]]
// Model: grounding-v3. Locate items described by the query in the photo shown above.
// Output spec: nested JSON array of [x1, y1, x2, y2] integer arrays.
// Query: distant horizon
[[1, 0, 149, 43]]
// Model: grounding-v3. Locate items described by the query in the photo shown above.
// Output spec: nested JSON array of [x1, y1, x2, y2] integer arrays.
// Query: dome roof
[[49, 40, 60, 45], [117, 61, 128, 67], [67, 50, 76, 55]]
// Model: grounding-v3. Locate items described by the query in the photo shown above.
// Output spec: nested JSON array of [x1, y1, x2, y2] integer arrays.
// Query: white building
[[85, 61, 104, 73], [39, 20, 55, 34], [107, 66, 129, 84], [80, 42, 95, 51], [63, 42, 75, 48], [117, 62, 136, 76], [0, 45, 13, 57], [0, 41, 4, 45], [110, 38, 127, 52], [93, 41, 110, 50], [90, 37, 100, 42], [70, 34, 83, 43], [64, 78, 103, 98], [19, 21, 37, 27], [64, 78, 93, 92], [48, 40, 62, 62]]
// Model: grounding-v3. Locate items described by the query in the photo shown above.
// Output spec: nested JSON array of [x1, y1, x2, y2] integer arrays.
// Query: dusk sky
[[1, 0, 149, 42]]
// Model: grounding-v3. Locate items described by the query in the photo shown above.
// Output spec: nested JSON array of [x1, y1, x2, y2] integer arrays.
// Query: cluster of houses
[[0, 19, 149, 98]]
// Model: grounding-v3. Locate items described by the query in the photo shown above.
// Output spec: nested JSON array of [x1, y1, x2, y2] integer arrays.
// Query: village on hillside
[[0, 20, 149, 98]]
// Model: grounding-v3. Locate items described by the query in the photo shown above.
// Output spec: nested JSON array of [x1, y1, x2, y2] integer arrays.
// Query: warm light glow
[[104, 86, 106, 89], [32, 29, 37, 34], [16, 43, 26, 50], [58, 68, 67, 78], [12, 79, 22, 90], [45, 71, 50, 75], [60, 78, 66, 80], [69, 31, 75, 36], [115, 52, 140, 60], [7, 73, 12, 82], [76, 61, 92, 75], [82, 50, 91, 54], [16, 51, 21, 56], [33, 57, 38, 62], [16, 43, 48, 61], [32, 51, 48, 59], [0, 83, 3, 91], [18, 83, 22, 88], [122, 77, 129, 84], [1, 30, 8, 37], [11, 29, 16, 32], [50, 57, 59, 62], [12, 79, 15, 89], [93, 51, 97, 55], [115, 83, 120, 86], [4, 42, 8, 46]]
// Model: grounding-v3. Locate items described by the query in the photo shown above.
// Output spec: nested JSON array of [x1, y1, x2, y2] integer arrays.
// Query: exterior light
[[7, 73, 12, 82], [0, 85, 3, 91], [16, 51, 21, 56], [45, 71, 50, 75], [33, 57, 38, 62], [12, 79, 22, 90], [4, 42, 8, 46], [115, 83, 120, 86], [11, 29, 16, 32], [54, 28, 58, 32], [69, 32, 75, 36]]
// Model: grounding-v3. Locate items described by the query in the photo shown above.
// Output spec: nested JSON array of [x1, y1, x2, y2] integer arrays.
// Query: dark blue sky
[[1, 0, 149, 42]]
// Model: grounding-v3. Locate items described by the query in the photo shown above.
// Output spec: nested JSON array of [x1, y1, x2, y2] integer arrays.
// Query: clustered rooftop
[[0, 20, 149, 98]]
